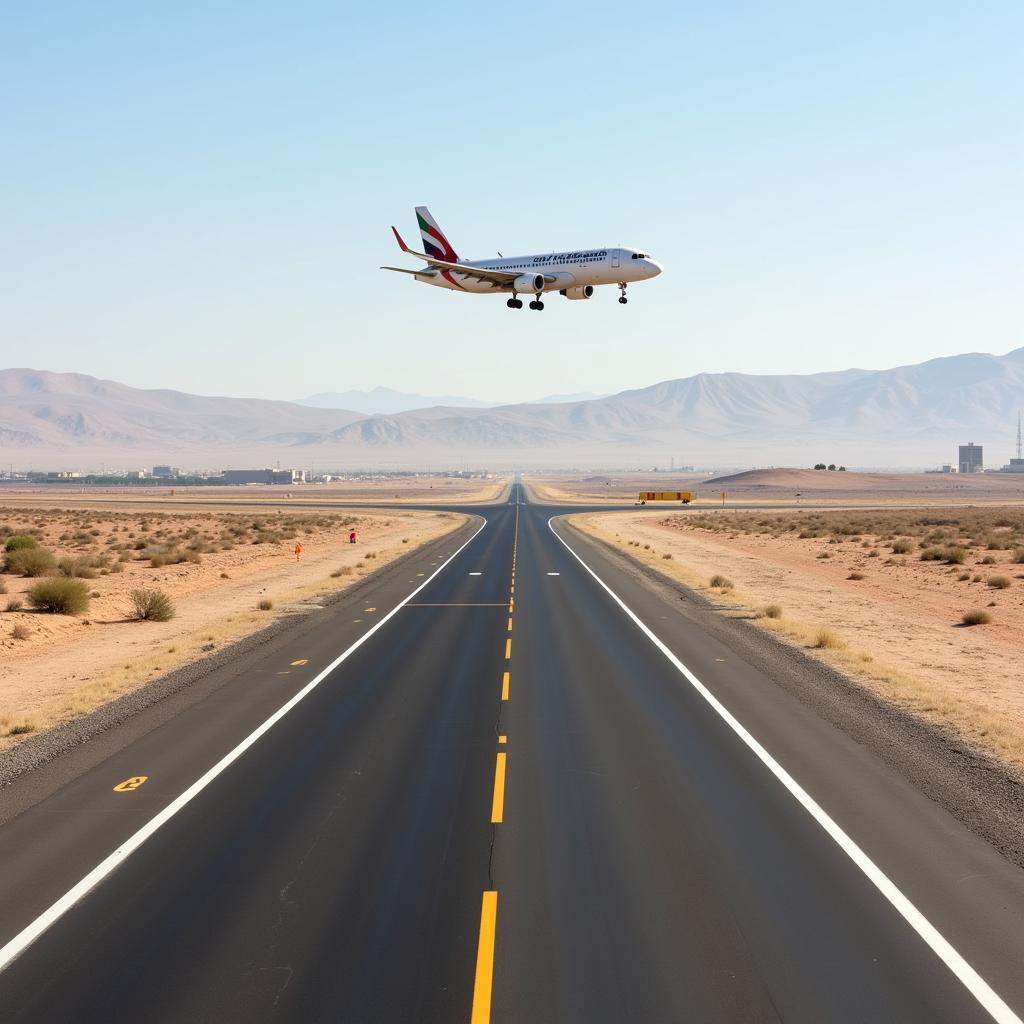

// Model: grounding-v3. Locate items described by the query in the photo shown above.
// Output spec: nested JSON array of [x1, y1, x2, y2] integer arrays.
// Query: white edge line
[[0, 516, 488, 973], [547, 515, 1020, 1024]]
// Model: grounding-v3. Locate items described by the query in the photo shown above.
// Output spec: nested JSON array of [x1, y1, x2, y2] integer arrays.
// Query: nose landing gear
[[618, 282, 628, 305]]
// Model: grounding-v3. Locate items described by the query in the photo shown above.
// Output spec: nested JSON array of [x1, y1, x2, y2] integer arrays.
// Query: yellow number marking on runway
[[113, 776, 148, 793]]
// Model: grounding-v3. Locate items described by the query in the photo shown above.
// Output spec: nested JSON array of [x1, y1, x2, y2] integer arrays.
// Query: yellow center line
[[471, 891, 499, 1024], [491, 752, 506, 823], [498, 735, 507, 744], [504, 638, 512, 660], [501, 671, 510, 700], [507, 617, 513, 632]]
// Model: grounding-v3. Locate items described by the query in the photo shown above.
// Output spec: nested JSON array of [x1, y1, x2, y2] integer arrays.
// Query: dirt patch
[[0, 476, 507, 512], [0, 505, 464, 746], [530, 469, 1024, 507], [573, 508, 1024, 772]]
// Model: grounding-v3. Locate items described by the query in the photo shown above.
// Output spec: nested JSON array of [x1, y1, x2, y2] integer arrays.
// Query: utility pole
[[1017, 410, 1022, 461]]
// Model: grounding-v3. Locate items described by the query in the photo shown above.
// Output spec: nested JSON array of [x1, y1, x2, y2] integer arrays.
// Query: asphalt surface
[[1, 482, 1023, 1022]]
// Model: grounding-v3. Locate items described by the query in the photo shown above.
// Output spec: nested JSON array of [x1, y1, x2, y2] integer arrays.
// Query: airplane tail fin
[[415, 206, 459, 262]]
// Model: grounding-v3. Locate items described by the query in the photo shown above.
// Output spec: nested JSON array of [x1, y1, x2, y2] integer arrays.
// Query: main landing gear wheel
[[529, 298, 545, 310], [507, 297, 523, 309], [618, 282, 628, 305]]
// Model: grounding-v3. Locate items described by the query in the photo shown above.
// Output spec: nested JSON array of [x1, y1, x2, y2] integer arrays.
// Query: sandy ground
[[530, 469, 1024, 507], [0, 505, 465, 746], [575, 508, 1024, 771], [528, 473, 709, 505], [0, 476, 508, 511]]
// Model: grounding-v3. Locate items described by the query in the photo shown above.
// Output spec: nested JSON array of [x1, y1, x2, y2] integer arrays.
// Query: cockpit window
[[631, 252, 649, 259]]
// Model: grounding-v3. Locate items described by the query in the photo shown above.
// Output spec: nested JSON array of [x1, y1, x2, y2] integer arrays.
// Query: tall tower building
[[958, 442, 983, 474]]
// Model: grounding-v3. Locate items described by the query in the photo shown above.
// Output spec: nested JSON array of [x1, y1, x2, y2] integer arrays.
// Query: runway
[[1, 483, 1022, 1022]]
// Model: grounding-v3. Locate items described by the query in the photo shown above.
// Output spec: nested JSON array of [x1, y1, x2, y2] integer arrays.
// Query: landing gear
[[507, 296, 523, 309], [618, 282, 628, 305], [529, 293, 545, 311]]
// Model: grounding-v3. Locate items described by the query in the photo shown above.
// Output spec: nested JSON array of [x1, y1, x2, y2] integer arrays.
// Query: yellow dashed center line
[[470, 891, 499, 1024], [468, 501, 518, 1020], [490, 752, 507, 823]]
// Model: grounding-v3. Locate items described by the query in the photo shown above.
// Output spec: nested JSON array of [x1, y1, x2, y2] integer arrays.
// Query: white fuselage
[[415, 247, 662, 294]]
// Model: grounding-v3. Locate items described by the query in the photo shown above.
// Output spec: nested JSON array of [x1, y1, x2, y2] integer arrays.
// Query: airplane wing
[[387, 225, 546, 288], [380, 265, 435, 277]]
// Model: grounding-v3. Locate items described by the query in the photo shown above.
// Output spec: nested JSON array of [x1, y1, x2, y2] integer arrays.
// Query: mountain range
[[295, 387, 607, 413], [296, 387, 493, 414], [1, 349, 1022, 469]]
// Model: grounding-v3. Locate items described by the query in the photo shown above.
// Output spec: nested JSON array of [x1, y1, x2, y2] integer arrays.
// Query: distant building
[[958, 442, 983, 474], [152, 465, 179, 479], [1000, 412, 1024, 472], [221, 468, 306, 485]]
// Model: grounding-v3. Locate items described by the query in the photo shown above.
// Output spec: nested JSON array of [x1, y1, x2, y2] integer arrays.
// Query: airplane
[[381, 207, 662, 310]]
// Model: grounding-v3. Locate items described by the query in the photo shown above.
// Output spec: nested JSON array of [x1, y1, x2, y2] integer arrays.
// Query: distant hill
[[3, 348, 1024, 469], [0, 368, 363, 465], [529, 391, 608, 405], [297, 386, 494, 414]]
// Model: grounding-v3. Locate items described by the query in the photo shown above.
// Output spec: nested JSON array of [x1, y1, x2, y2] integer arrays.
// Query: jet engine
[[561, 285, 595, 300], [513, 272, 546, 294]]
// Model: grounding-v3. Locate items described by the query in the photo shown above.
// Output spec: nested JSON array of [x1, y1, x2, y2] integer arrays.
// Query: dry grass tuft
[[129, 588, 175, 621], [26, 577, 90, 615], [0, 714, 39, 737], [961, 609, 991, 626], [813, 628, 847, 650], [6, 546, 57, 577]]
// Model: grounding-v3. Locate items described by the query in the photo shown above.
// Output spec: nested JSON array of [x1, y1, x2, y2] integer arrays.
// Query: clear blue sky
[[2, 2, 1021, 403]]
